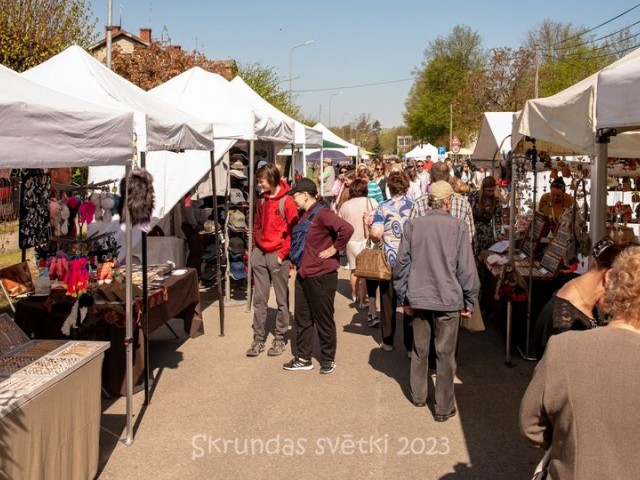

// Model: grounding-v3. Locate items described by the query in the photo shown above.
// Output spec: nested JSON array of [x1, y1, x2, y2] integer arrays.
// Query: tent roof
[[472, 112, 515, 161], [0, 64, 133, 168], [151, 67, 294, 147], [22, 45, 214, 152], [596, 46, 640, 131], [405, 143, 438, 160], [310, 123, 360, 156], [230, 76, 318, 147], [513, 46, 640, 157]]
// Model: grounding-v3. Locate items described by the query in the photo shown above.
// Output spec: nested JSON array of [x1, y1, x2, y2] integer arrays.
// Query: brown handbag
[[353, 242, 392, 281]]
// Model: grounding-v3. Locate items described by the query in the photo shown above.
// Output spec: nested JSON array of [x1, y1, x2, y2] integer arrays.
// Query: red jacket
[[253, 180, 299, 260]]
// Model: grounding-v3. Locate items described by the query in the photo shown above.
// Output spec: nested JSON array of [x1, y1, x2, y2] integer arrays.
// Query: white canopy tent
[[512, 46, 640, 245], [404, 143, 439, 161], [23, 45, 214, 152], [230, 76, 321, 147], [310, 123, 360, 157], [0, 64, 133, 166], [471, 112, 515, 167], [22, 45, 216, 446]]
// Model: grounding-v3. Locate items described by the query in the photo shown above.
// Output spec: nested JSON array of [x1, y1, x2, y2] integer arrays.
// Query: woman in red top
[[246, 163, 299, 357]]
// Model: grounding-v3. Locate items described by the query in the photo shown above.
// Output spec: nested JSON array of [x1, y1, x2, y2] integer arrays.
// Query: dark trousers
[[379, 280, 412, 351], [294, 271, 338, 362], [410, 310, 460, 415]]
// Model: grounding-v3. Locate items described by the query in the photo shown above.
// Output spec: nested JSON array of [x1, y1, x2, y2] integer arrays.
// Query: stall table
[[0, 315, 108, 480], [13, 267, 203, 395]]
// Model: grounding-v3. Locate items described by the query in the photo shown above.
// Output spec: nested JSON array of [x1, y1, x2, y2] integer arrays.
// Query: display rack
[[0, 313, 108, 419]]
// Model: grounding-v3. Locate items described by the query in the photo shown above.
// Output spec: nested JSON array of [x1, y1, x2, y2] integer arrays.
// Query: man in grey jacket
[[393, 181, 480, 422]]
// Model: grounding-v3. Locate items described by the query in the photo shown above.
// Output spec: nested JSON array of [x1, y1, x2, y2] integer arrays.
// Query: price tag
[[539, 267, 549, 275]]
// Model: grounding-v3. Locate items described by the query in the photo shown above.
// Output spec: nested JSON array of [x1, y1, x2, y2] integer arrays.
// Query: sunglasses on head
[[592, 236, 615, 260]]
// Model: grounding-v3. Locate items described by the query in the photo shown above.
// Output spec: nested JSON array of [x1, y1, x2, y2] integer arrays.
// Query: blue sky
[[95, 1, 640, 128]]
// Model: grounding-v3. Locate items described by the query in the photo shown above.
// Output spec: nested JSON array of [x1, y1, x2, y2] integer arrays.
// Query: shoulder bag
[[353, 201, 391, 281]]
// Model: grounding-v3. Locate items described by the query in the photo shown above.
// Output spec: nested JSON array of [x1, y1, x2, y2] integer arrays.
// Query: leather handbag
[[353, 242, 392, 281]]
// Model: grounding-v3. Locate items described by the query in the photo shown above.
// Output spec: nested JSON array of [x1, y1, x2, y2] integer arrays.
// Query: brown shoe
[[246, 340, 265, 357], [267, 340, 286, 356]]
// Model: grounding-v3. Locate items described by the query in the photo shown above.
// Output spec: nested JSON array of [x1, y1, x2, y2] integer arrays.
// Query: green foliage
[[0, 0, 97, 72], [237, 62, 300, 119], [405, 25, 485, 145]]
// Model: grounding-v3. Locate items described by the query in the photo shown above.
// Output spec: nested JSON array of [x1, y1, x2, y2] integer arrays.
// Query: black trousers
[[379, 280, 412, 351], [294, 271, 338, 363]]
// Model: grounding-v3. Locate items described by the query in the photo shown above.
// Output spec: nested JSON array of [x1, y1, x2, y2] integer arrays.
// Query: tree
[[111, 42, 235, 90], [0, 0, 97, 72], [237, 62, 300, 119], [404, 25, 486, 147]]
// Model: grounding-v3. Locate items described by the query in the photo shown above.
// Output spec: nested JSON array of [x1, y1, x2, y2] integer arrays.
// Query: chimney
[[104, 25, 121, 39], [139, 28, 151, 43]]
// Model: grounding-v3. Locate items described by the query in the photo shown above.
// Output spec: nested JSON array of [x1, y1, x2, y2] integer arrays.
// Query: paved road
[[97, 267, 543, 479]]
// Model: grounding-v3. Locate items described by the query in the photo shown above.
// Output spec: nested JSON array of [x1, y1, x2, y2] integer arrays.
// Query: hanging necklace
[[572, 279, 597, 327]]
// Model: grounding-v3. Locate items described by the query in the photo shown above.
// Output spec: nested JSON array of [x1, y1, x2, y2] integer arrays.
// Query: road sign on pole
[[451, 135, 461, 154]]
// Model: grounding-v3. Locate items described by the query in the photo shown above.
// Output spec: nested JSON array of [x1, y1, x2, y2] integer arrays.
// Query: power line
[[293, 77, 416, 93], [553, 2, 640, 48], [542, 17, 640, 53]]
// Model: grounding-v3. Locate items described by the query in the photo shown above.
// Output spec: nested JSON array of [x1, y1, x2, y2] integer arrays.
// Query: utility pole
[[106, 0, 113, 69], [534, 43, 540, 99], [449, 103, 453, 151]]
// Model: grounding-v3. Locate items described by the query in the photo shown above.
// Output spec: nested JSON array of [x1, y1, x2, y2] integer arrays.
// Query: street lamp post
[[328, 91, 343, 127], [289, 40, 315, 100]]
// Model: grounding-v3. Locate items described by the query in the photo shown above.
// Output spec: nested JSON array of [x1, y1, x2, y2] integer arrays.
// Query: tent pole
[[505, 156, 518, 367], [141, 152, 150, 406], [592, 136, 609, 246], [123, 161, 134, 446], [210, 151, 225, 336], [246, 140, 255, 311]]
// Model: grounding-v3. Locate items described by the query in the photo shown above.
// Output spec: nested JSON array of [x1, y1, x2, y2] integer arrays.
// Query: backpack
[[289, 202, 326, 268]]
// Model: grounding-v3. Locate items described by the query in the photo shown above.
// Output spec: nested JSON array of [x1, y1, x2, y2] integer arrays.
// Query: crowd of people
[[248, 155, 640, 473]]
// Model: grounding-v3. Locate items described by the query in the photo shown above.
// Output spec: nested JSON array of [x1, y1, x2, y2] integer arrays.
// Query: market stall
[[21, 44, 215, 444], [0, 64, 134, 479]]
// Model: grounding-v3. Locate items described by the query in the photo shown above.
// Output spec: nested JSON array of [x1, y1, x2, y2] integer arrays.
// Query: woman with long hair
[[372, 160, 388, 200], [404, 164, 422, 201], [339, 179, 378, 310], [521, 245, 640, 479], [468, 176, 502, 256], [335, 170, 356, 212]]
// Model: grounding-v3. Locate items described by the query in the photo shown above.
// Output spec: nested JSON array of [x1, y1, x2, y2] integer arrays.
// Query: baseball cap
[[228, 237, 245, 254], [230, 168, 247, 180], [229, 188, 246, 204], [429, 181, 454, 200], [229, 260, 247, 280], [228, 210, 247, 232], [288, 178, 318, 196]]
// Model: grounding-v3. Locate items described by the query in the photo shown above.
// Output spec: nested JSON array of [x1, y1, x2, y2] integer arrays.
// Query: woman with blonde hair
[[520, 245, 640, 479], [468, 176, 502, 256]]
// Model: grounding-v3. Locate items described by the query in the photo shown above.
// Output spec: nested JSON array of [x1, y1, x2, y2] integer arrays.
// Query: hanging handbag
[[353, 240, 392, 281]]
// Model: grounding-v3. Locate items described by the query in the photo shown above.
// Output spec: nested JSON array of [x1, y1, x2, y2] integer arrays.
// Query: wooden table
[[14, 268, 203, 395]]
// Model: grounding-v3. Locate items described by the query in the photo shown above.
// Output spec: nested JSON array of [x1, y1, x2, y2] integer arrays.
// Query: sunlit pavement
[[97, 267, 543, 479]]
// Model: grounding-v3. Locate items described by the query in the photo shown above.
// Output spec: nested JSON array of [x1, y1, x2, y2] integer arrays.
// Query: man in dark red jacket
[[282, 178, 354, 374], [246, 164, 299, 357]]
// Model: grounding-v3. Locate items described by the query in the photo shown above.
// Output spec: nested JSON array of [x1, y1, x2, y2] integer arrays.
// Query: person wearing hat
[[246, 163, 299, 358], [538, 177, 574, 233], [282, 178, 354, 374], [393, 180, 479, 422], [320, 157, 336, 205]]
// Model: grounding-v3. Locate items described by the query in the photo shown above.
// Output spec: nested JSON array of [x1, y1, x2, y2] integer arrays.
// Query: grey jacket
[[393, 209, 479, 312], [520, 327, 640, 480]]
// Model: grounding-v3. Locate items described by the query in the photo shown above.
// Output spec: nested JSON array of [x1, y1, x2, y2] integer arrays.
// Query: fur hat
[[118, 168, 155, 231]]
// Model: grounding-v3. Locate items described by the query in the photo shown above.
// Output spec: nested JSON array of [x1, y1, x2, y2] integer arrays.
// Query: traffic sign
[[437, 146, 446, 155], [451, 135, 461, 154]]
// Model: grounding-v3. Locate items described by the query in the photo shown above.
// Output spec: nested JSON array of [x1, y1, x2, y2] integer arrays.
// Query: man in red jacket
[[282, 178, 354, 374], [246, 164, 299, 357]]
